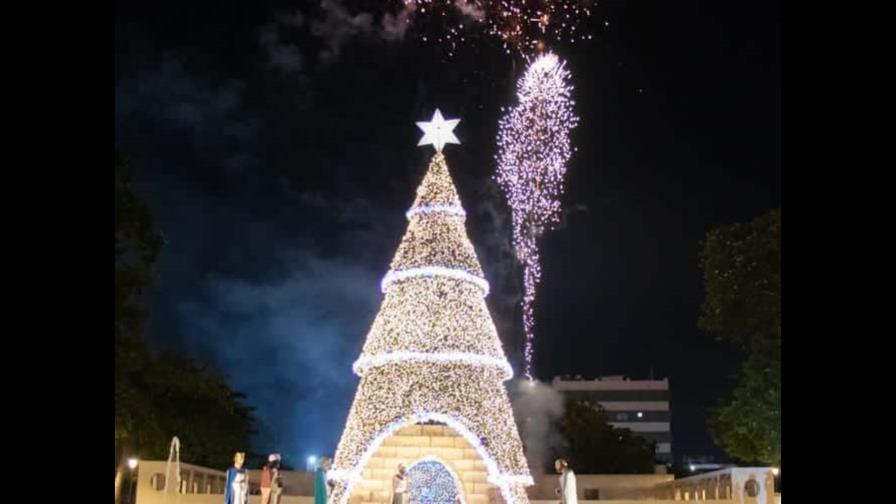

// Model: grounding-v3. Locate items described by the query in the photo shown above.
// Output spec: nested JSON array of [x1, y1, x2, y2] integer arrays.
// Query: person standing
[[262, 454, 281, 504], [225, 452, 249, 504], [391, 464, 407, 504], [314, 458, 332, 504], [271, 459, 285, 504], [554, 458, 577, 504]]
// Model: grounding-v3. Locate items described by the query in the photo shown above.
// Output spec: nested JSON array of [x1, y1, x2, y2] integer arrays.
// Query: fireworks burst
[[495, 53, 578, 380], [396, 0, 593, 54]]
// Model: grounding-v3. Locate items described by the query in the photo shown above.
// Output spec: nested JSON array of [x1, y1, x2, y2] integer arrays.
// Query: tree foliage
[[707, 352, 780, 466], [115, 151, 165, 339], [115, 150, 254, 469], [699, 209, 780, 350], [116, 341, 256, 467], [699, 209, 780, 466], [557, 400, 656, 474]]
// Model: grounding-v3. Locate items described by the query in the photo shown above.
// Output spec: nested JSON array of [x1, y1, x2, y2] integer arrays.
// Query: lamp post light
[[126, 458, 139, 504]]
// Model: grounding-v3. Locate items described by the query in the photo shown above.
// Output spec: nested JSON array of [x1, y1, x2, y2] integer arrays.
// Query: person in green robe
[[314, 458, 332, 504]]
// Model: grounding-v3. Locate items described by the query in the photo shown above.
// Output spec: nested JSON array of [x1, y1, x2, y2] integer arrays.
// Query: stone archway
[[345, 423, 494, 504]]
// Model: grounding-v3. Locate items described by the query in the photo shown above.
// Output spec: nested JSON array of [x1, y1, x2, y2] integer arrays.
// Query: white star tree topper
[[416, 109, 461, 153]]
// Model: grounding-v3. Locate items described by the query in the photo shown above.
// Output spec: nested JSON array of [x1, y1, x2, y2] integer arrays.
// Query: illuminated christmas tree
[[328, 111, 532, 504]]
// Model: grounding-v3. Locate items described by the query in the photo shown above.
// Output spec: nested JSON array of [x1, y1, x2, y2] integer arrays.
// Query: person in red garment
[[261, 454, 281, 504]]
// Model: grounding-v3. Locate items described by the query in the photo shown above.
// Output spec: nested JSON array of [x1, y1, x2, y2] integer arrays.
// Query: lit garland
[[495, 53, 578, 380], [405, 204, 467, 219], [353, 351, 513, 379], [381, 266, 490, 295], [329, 152, 531, 504]]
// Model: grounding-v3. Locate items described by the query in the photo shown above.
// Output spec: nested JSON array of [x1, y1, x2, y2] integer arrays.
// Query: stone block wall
[[348, 424, 497, 504]]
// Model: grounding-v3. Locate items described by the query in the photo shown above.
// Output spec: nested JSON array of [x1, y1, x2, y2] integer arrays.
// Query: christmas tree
[[328, 111, 532, 504]]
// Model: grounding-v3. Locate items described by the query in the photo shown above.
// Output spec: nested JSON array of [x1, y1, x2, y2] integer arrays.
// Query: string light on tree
[[328, 111, 532, 504], [495, 52, 578, 380]]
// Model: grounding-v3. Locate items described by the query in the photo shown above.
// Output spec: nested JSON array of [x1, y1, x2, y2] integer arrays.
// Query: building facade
[[551, 375, 672, 464]]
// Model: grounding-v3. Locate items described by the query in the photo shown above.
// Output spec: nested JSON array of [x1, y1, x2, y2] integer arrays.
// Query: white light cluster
[[405, 203, 467, 219], [495, 52, 578, 380], [353, 351, 514, 379], [364, 275, 505, 366], [329, 152, 531, 504], [381, 266, 490, 296], [389, 154, 485, 283], [410, 152, 465, 209]]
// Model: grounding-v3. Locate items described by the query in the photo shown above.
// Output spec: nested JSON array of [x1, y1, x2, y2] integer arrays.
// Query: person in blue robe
[[224, 452, 248, 504]]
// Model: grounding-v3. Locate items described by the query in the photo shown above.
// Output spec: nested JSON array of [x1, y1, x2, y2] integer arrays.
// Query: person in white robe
[[554, 458, 577, 504], [391, 464, 408, 504]]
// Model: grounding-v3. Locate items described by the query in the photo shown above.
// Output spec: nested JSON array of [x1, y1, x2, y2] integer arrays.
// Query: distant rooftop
[[551, 375, 669, 391], [553, 375, 669, 382]]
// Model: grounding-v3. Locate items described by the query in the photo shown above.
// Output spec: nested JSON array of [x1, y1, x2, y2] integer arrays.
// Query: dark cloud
[[275, 10, 306, 29], [115, 55, 259, 179], [178, 253, 381, 460], [311, 0, 375, 61], [259, 23, 304, 73], [115, 51, 382, 458], [287, 0, 420, 63], [453, 0, 486, 21], [469, 179, 524, 354], [381, 2, 417, 41], [555, 203, 590, 231]]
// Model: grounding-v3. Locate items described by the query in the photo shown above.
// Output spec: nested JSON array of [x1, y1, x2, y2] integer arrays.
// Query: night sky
[[115, 0, 780, 465]]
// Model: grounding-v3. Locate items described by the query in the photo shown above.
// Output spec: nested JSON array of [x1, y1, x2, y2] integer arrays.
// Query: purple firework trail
[[495, 52, 578, 380]]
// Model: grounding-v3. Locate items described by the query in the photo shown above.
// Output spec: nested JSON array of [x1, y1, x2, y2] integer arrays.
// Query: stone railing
[[133, 460, 314, 504], [652, 467, 777, 503]]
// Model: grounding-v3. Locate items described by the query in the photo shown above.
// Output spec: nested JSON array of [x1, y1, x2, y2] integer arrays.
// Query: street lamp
[[125, 458, 139, 504], [307, 456, 318, 471]]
